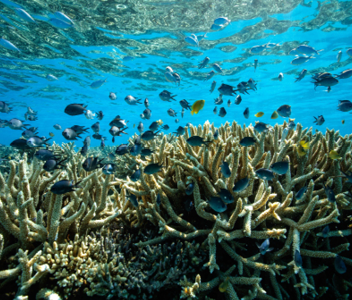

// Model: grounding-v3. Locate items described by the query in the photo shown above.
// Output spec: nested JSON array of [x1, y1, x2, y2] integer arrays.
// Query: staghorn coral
[[36, 225, 206, 299], [0, 120, 351, 299], [111, 120, 352, 299]]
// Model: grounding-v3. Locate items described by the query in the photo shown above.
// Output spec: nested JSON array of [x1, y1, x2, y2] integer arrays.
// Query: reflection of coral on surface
[[0, 121, 352, 299]]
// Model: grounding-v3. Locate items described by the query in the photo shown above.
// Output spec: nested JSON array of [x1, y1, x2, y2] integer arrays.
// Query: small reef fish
[[295, 186, 307, 200], [185, 183, 195, 195], [255, 112, 264, 117], [256, 168, 274, 181], [278, 73, 284, 81], [240, 137, 256, 147], [218, 189, 234, 204], [144, 163, 163, 175], [90, 79, 107, 89], [277, 105, 291, 117], [109, 92, 117, 100], [232, 177, 249, 193], [295, 69, 307, 82], [51, 180, 80, 195], [186, 136, 211, 147], [254, 59, 258, 72], [322, 182, 336, 202], [271, 111, 278, 119], [218, 107, 226, 117], [209, 197, 226, 213], [256, 239, 274, 255], [191, 100, 205, 115], [294, 250, 303, 267], [243, 107, 249, 119], [220, 161, 231, 178], [321, 225, 330, 238], [328, 150, 342, 160], [210, 81, 216, 93], [313, 115, 325, 125], [198, 57, 210, 69], [235, 95, 242, 105], [334, 255, 346, 274], [270, 161, 289, 175], [337, 51, 342, 62]]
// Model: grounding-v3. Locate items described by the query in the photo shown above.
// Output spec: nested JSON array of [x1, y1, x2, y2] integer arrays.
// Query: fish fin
[[191, 110, 194, 115]]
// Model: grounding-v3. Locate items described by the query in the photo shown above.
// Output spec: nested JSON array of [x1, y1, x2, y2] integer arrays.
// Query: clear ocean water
[[0, 0, 351, 148]]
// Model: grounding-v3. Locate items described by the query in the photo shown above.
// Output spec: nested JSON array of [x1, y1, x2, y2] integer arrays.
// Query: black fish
[[131, 169, 141, 181], [70, 125, 89, 134], [115, 144, 129, 155], [186, 136, 211, 147], [141, 149, 154, 156], [220, 161, 231, 178], [109, 115, 129, 128], [10, 139, 31, 150], [43, 158, 67, 172], [96, 111, 104, 120], [92, 133, 105, 140], [185, 183, 194, 195], [82, 157, 105, 172], [144, 163, 163, 175], [62, 128, 82, 140], [64, 103, 87, 116], [91, 122, 100, 133], [35, 149, 59, 161], [180, 99, 192, 110], [51, 180, 81, 195], [141, 130, 160, 141]]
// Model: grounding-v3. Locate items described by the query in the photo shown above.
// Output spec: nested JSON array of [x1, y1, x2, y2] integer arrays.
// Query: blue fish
[[321, 225, 330, 238], [15, 8, 35, 23], [250, 45, 266, 54], [209, 197, 226, 213], [243, 107, 249, 119], [240, 137, 256, 147], [90, 78, 107, 89], [214, 16, 230, 25], [232, 177, 249, 193], [128, 194, 139, 208], [131, 169, 141, 182], [294, 250, 303, 267], [0, 37, 20, 52], [334, 255, 346, 274], [48, 18, 73, 29], [54, 11, 74, 25], [210, 23, 223, 30], [322, 183, 336, 202], [295, 186, 307, 200], [256, 239, 274, 255], [156, 193, 161, 206], [185, 183, 194, 195], [46, 74, 58, 81], [185, 34, 199, 47], [270, 161, 289, 175], [218, 189, 234, 204], [256, 168, 274, 181], [220, 161, 231, 178]]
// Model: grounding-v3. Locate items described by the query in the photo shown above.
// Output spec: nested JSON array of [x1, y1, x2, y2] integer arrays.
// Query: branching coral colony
[[0, 120, 352, 299]]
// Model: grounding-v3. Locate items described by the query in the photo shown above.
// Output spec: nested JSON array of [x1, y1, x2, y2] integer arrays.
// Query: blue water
[[0, 0, 351, 149]]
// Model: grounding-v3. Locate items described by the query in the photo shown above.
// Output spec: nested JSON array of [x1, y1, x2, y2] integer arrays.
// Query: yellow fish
[[133, 124, 135, 128], [156, 119, 163, 125], [299, 140, 309, 150], [191, 100, 205, 115], [49, 132, 54, 137], [255, 112, 264, 117], [342, 120, 345, 124], [297, 145, 308, 157], [271, 111, 278, 119], [329, 150, 342, 160], [219, 277, 229, 293]]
